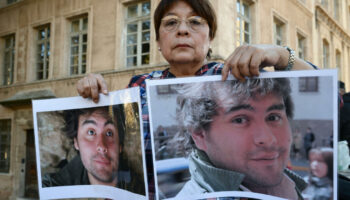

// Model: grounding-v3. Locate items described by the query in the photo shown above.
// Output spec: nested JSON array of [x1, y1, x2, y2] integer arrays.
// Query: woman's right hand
[[76, 73, 108, 103]]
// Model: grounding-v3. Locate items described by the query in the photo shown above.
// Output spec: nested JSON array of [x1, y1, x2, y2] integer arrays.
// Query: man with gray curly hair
[[175, 78, 306, 199]]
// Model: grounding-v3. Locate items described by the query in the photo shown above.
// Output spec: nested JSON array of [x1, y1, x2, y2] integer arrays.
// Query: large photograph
[[147, 70, 337, 200], [32, 87, 148, 200]]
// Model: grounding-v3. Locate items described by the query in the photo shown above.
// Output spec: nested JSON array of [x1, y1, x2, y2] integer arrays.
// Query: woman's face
[[310, 152, 328, 178], [157, 1, 211, 66]]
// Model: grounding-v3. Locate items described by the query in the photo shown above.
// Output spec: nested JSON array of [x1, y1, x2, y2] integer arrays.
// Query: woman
[[303, 148, 333, 200], [78, 0, 314, 101], [77, 0, 316, 198]]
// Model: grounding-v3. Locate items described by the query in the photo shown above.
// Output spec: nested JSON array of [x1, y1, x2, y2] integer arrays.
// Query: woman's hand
[[76, 73, 108, 103], [222, 44, 314, 81]]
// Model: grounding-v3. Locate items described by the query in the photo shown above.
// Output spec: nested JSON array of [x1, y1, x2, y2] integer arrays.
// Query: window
[[69, 15, 88, 75], [274, 18, 285, 46], [321, 0, 328, 9], [0, 119, 11, 173], [125, 1, 151, 67], [7, 0, 17, 4], [36, 25, 50, 80], [299, 77, 318, 92], [348, 6, 350, 31], [322, 39, 329, 68], [156, 85, 177, 94], [333, 0, 340, 20], [297, 33, 306, 59], [2, 34, 15, 86], [336, 50, 341, 77], [0, 0, 20, 8], [236, 0, 251, 46]]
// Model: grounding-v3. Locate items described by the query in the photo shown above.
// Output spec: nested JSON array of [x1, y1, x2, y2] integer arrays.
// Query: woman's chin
[[168, 55, 202, 64]]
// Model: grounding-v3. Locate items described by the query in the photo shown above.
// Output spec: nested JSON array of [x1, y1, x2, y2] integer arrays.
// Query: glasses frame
[[160, 15, 208, 32]]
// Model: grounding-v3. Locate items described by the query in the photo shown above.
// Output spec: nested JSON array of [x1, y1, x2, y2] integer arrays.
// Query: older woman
[[78, 0, 314, 101], [77, 0, 315, 198]]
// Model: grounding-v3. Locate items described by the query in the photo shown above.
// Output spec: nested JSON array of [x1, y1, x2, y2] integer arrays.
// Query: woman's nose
[[177, 21, 189, 36]]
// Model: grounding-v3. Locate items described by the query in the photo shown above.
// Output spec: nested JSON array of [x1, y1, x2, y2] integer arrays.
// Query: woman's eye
[[87, 130, 95, 136], [106, 131, 113, 137], [165, 19, 178, 26], [189, 19, 201, 25]]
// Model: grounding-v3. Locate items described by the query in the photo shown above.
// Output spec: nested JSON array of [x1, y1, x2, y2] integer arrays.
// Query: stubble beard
[[88, 155, 119, 184], [242, 147, 288, 191], [243, 165, 285, 190]]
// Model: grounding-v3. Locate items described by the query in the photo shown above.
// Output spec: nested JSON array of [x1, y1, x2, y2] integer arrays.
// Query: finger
[[222, 63, 230, 81], [228, 47, 245, 81], [231, 62, 245, 82], [248, 49, 263, 77], [88, 75, 100, 103], [79, 77, 91, 98], [236, 48, 254, 77], [95, 74, 108, 95], [222, 46, 242, 81], [77, 79, 85, 97]]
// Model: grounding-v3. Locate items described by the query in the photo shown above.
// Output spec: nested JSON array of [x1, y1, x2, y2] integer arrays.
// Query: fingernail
[[103, 90, 108, 94]]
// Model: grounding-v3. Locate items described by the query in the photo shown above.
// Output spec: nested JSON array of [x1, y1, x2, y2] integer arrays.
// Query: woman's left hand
[[222, 44, 314, 81]]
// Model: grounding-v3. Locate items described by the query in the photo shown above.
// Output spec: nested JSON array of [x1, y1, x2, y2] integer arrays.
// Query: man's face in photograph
[[74, 109, 120, 184], [194, 93, 292, 188]]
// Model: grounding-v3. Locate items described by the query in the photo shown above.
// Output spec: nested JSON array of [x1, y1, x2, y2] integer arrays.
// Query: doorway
[[24, 129, 38, 198]]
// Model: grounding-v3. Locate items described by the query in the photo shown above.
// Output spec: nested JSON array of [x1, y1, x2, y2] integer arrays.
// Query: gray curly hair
[[175, 78, 293, 154]]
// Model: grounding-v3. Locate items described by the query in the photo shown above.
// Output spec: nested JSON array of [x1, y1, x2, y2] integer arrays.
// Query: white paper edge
[[32, 87, 148, 200], [165, 191, 287, 200], [32, 87, 140, 112], [146, 69, 338, 200], [332, 69, 339, 200], [146, 79, 160, 200], [41, 185, 146, 200], [146, 69, 337, 86]]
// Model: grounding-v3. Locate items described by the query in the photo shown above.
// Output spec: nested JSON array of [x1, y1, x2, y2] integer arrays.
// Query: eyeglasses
[[160, 15, 207, 32]]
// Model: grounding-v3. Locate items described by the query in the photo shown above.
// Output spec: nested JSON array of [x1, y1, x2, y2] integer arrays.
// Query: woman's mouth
[[175, 44, 191, 48]]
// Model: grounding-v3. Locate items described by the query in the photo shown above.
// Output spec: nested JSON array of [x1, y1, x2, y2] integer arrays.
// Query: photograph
[[32, 87, 148, 200], [147, 70, 338, 200]]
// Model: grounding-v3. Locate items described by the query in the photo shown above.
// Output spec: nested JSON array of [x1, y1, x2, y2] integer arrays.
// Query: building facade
[[0, 0, 349, 199]]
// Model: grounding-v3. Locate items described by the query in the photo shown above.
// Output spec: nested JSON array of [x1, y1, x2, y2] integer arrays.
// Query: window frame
[[333, 0, 340, 20], [336, 49, 342, 78], [69, 15, 88, 75], [236, 0, 251, 46], [297, 33, 306, 60], [35, 24, 51, 80], [125, 1, 151, 67], [299, 77, 319, 92], [321, 0, 328, 9], [0, 119, 11, 174], [273, 16, 286, 46], [6, 0, 17, 4], [322, 39, 329, 69], [2, 34, 15, 86]]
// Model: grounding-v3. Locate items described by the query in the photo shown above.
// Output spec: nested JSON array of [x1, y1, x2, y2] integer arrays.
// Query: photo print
[[32, 87, 148, 200], [147, 70, 338, 200]]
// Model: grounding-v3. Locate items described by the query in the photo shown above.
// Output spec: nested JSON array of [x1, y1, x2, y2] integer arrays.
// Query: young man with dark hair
[[175, 78, 306, 199], [42, 105, 125, 187]]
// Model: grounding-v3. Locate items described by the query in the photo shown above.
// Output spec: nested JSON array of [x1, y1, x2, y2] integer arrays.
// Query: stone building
[[0, 0, 349, 199]]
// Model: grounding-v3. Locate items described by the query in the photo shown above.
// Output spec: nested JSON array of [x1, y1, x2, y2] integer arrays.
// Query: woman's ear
[[191, 129, 208, 151]]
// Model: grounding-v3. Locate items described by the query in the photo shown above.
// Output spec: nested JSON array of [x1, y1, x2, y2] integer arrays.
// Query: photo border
[[146, 69, 338, 200], [32, 87, 148, 200]]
